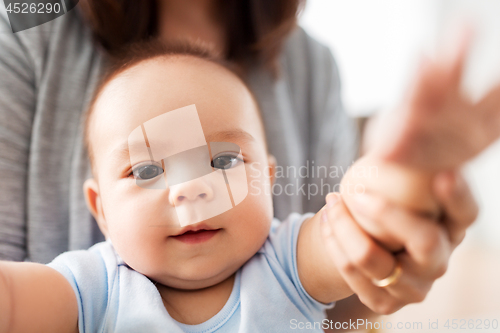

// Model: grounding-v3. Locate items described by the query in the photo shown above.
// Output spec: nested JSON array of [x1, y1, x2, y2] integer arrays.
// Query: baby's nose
[[168, 177, 214, 206]]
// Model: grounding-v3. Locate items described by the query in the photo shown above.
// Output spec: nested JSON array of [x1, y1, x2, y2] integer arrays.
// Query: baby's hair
[[84, 40, 263, 176]]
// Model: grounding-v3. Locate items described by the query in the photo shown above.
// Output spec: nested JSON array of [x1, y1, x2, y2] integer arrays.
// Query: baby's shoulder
[[46, 241, 128, 331], [47, 241, 122, 290], [50, 240, 117, 265]]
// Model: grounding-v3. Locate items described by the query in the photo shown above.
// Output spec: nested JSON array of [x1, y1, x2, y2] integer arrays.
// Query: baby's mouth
[[170, 224, 221, 244]]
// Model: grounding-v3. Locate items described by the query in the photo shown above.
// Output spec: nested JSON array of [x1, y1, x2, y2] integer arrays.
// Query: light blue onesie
[[48, 213, 335, 332]]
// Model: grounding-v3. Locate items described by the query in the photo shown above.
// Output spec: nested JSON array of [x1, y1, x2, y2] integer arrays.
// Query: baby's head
[[83, 42, 276, 289]]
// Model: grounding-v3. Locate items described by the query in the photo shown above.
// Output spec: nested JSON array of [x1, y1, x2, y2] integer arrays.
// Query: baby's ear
[[83, 178, 109, 238], [267, 154, 277, 186]]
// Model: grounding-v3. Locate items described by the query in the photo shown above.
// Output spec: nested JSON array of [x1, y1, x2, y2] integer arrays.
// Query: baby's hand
[[339, 153, 439, 252], [367, 28, 500, 170]]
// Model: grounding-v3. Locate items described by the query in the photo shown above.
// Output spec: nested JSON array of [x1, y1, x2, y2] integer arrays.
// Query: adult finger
[[433, 170, 479, 247], [382, 252, 433, 305], [325, 193, 395, 281], [321, 216, 403, 315], [348, 193, 451, 277], [323, 194, 436, 312]]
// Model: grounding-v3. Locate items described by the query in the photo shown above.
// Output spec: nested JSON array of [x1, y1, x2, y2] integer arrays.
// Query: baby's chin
[[148, 260, 241, 290]]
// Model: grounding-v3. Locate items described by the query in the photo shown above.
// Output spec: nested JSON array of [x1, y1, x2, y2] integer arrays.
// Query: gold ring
[[372, 261, 402, 287]]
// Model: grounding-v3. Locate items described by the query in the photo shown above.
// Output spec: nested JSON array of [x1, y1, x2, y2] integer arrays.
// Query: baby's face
[[87, 57, 274, 289]]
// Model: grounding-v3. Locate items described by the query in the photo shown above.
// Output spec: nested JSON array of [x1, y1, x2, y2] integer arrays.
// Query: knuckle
[[351, 242, 377, 269], [414, 291, 427, 303], [338, 259, 357, 275], [452, 231, 466, 247], [433, 262, 448, 279], [415, 241, 436, 261], [415, 226, 443, 257], [451, 182, 479, 225], [466, 202, 480, 225]]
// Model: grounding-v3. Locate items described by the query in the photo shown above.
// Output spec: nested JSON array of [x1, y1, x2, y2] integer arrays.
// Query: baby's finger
[[325, 194, 395, 281], [477, 83, 500, 146], [442, 23, 474, 89], [433, 171, 479, 247]]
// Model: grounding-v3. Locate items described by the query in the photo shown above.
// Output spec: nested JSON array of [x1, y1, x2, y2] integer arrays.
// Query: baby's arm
[[296, 207, 354, 304], [0, 261, 78, 333]]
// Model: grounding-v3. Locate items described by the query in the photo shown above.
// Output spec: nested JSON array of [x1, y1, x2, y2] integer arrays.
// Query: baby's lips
[[170, 222, 219, 237]]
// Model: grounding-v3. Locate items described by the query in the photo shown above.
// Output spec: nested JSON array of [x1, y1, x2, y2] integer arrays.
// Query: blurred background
[[301, 0, 500, 332]]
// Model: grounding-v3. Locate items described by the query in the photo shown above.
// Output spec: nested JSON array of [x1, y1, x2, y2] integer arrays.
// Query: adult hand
[[321, 170, 478, 314]]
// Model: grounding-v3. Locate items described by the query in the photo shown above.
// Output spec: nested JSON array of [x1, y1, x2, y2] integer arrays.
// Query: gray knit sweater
[[0, 7, 358, 263]]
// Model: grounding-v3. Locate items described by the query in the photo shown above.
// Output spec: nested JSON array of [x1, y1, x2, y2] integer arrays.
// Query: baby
[[0, 43, 448, 333]]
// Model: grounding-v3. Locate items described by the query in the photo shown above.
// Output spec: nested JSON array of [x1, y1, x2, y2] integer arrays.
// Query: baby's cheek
[[232, 194, 271, 251], [112, 227, 166, 276], [103, 197, 163, 268]]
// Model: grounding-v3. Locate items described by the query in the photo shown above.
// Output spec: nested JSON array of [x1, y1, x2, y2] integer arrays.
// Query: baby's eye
[[211, 153, 243, 170], [132, 162, 164, 180]]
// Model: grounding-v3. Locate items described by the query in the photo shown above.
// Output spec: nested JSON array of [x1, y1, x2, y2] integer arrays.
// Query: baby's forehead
[[88, 56, 266, 168], [95, 57, 250, 121], [98, 56, 256, 118]]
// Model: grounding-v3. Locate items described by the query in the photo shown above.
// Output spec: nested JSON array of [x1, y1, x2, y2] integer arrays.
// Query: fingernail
[[326, 193, 339, 208], [321, 210, 332, 237]]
